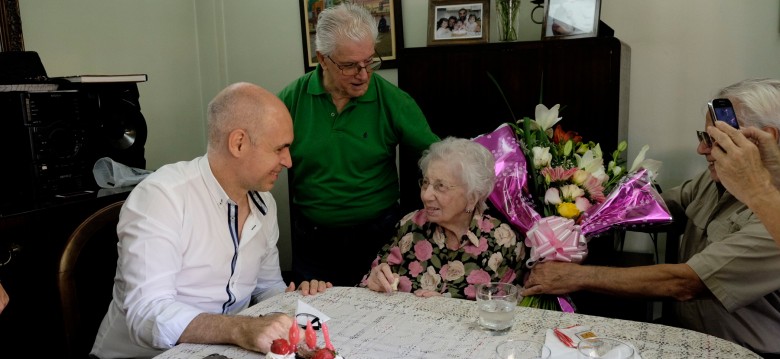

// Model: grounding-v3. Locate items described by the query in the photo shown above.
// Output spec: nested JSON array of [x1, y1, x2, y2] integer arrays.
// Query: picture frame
[[541, 0, 601, 40], [427, 0, 489, 46], [298, 0, 403, 73]]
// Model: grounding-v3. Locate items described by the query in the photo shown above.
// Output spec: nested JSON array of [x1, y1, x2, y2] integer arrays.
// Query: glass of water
[[476, 282, 519, 331], [577, 338, 634, 358], [495, 339, 551, 359]]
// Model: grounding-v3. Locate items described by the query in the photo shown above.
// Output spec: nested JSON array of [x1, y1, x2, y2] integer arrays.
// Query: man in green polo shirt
[[278, 3, 439, 286]]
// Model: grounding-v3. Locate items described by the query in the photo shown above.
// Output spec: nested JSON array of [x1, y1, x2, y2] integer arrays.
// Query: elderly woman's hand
[[414, 289, 442, 298], [366, 263, 399, 293]]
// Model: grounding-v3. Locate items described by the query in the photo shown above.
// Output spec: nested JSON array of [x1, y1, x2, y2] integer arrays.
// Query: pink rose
[[412, 210, 428, 226], [408, 261, 424, 277], [466, 269, 491, 284], [398, 276, 413, 293], [464, 284, 476, 300], [387, 247, 403, 265], [414, 240, 433, 261], [370, 256, 380, 268], [463, 236, 488, 256], [500, 269, 517, 284], [478, 218, 494, 232]]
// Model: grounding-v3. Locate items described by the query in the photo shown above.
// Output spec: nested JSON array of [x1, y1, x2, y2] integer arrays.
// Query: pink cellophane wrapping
[[579, 167, 672, 237], [473, 124, 673, 256], [473, 124, 541, 233], [474, 124, 672, 314]]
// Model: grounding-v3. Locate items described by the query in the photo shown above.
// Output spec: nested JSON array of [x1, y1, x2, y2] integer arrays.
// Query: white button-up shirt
[[92, 156, 287, 358]]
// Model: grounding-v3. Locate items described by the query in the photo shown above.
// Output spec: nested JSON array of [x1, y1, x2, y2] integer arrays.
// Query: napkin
[[295, 300, 331, 326], [544, 329, 643, 359]]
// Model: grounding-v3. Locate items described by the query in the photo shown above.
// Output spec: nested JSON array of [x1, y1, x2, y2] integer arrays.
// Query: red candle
[[288, 319, 300, 348], [305, 320, 317, 349], [322, 322, 334, 351]]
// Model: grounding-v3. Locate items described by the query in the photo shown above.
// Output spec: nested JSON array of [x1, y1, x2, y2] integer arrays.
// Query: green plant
[[497, 0, 521, 41]]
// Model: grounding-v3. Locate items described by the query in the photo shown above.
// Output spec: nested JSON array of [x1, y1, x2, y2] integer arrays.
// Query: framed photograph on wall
[[541, 0, 601, 40], [427, 0, 489, 46], [299, 0, 403, 72]]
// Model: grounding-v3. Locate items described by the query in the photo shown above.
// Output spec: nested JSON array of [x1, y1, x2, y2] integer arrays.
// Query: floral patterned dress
[[362, 210, 525, 300]]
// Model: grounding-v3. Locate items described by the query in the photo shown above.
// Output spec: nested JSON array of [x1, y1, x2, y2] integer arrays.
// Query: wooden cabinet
[[0, 190, 130, 357], [397, 36, 630, 213], [397, 37, 650, 321]]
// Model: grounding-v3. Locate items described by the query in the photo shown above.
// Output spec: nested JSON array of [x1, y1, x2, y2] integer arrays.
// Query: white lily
[[535, 104, 562, 132], [531, 146, 552, 169], [575, 149, 609, 184], [629, 144, 663, 178]]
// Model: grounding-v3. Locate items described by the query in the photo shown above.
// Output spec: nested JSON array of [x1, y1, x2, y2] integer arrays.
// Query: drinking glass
[[577, 338, 634, 358], [476, 282, 519, 331], [495, 339, 551, 359]]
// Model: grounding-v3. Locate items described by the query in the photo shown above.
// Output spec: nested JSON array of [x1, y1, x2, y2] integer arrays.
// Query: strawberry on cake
[[267, 318, 344, 359]]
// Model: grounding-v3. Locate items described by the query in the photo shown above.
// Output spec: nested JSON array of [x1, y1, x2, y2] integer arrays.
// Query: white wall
[[19, 0, 780, 264]]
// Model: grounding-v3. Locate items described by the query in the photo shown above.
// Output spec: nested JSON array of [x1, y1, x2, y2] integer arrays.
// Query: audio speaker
[[0, 83, 147, 213], [72, 82, 147, 169]]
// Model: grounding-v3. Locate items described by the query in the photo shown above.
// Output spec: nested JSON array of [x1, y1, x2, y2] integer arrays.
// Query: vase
[[497, 0, 521, 41]]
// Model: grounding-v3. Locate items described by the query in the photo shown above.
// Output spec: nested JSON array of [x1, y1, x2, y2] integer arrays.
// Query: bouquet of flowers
[[473, 104, 672, 311]]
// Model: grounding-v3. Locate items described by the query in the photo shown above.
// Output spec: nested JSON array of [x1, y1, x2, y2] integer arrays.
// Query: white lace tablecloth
[[154, 286, 758, 359]]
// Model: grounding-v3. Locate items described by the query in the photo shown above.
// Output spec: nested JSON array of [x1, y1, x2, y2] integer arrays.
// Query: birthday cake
[[267, 318, 344, 359]]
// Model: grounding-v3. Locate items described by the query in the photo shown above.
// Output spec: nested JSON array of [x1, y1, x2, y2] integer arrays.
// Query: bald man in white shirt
[[92, 83, 331, 358]]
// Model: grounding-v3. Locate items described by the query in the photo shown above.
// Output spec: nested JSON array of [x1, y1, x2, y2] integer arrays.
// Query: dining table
[[154, 286, 759, 359]]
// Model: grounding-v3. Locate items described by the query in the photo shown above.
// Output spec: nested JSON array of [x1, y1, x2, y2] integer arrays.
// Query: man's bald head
[[206, 82, 287, 153]]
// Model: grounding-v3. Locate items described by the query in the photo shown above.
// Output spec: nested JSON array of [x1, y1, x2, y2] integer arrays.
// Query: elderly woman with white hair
[[362, 137, 524, 299]]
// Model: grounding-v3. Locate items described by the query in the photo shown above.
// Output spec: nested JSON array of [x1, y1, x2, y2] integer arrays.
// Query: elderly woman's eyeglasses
[[696, 130, 712, 148], [326, 54, 382, 76], [418, 178, 458, 193]]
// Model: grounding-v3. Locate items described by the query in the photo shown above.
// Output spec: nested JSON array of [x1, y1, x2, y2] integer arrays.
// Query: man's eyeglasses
[[296, 313, 321, 330], [418, 178, 459, 194], [696, 130, 712, 148], [326, 54, 382, 76]]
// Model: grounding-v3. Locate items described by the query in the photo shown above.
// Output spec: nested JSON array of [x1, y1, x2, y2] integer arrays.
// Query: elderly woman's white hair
[[418, 137, 496, 214], [315, 3, 378, 56], [718, 78, 780, 143]]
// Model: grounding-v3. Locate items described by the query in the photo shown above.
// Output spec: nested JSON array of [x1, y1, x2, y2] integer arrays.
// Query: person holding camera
[[522, 78, 780, 357], [707, 113, 780, 246]]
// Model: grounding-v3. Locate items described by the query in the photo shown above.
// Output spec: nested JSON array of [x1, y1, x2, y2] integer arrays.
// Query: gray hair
[[315, 3, 378, 56], [419, 137, 496, 214], [718, 78, 780, 141]]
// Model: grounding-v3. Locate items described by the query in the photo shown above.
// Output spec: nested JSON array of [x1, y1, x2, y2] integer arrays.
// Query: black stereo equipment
[[0, 82, 146, 211]]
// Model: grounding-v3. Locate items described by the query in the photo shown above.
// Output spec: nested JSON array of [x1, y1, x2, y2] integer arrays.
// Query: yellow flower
[[557, 202, 580, 219]]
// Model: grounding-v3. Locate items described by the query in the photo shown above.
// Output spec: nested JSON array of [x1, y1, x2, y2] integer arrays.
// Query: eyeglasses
[[326, 54, 382, 76], [296, 313, 321, 330], [696, 130, 712, 148], [418, 178, 459, 194]]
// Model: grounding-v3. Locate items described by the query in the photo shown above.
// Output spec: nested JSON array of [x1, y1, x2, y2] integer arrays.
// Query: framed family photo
[[541, 0, 601, 40], [298, 0, 403, 72], [427, 0, 489, 46]]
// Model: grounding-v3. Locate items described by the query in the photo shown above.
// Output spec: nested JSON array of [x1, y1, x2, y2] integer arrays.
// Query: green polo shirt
[[278, 67, 439, 226]]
